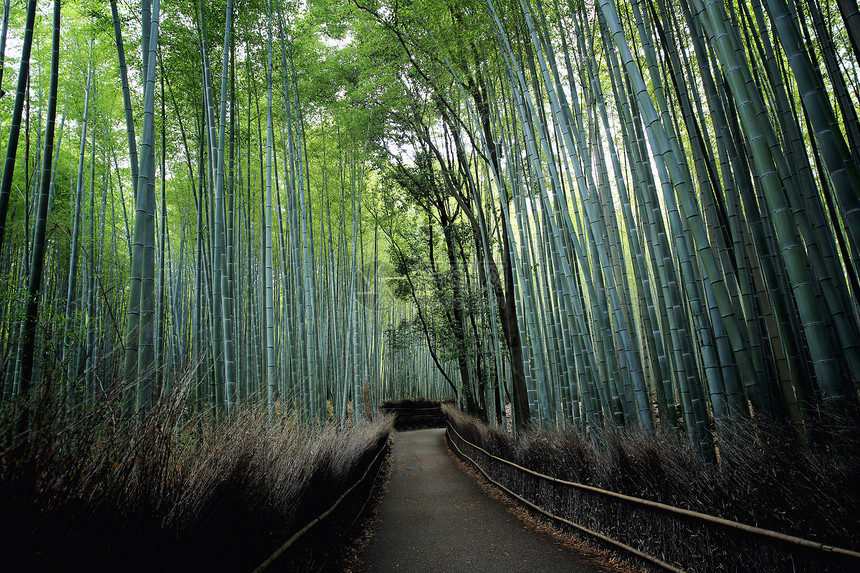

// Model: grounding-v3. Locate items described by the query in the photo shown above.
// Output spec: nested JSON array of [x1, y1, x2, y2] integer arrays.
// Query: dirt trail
[[359, 428, 604, 572]]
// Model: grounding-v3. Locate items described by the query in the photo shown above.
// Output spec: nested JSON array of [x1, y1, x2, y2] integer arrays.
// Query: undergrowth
[[445, 404, 860, 571], [0, 386, 391, 572]]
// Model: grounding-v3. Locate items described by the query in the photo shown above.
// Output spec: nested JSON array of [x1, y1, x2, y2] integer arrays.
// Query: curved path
[[359, 428, 604, 572]]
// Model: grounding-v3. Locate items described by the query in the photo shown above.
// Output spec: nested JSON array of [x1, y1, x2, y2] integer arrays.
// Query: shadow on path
[[359, 428, 603, 572]]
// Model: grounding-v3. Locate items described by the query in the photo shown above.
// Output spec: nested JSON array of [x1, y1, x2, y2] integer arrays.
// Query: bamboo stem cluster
[[0, 0, 857, 456]]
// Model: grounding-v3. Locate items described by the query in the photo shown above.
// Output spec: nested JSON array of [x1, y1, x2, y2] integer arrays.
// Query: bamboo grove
[[344, 0, 860, 458], [0, 0, 859, 461], [0, 0, 450, 432]]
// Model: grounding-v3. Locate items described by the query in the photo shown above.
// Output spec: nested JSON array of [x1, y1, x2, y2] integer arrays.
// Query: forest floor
[[355, 428, 615, 573]]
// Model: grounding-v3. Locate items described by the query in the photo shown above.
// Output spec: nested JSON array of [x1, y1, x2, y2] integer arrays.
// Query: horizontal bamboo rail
[[447, 426, 682, 571], [253, 438, 390, 572], [447, 422, 860, 568]]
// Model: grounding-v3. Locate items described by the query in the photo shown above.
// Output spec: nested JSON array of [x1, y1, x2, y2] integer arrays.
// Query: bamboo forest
[[0, 0, 859, 571]]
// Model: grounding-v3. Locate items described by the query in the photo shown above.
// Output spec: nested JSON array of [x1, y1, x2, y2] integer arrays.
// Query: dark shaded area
[[0, 394, 391, 573], [264, 432, 391, 573], [446, 405, 860, 572], [359, 428, 603, 572], [380, 397, 449, 431]]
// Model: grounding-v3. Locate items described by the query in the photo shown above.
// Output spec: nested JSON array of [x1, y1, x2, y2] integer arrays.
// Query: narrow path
[[359, 428, 604, 572]]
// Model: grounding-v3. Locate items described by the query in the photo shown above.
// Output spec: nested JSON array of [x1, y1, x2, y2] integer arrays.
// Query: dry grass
[[0, 386, 391, 572], [445, 404, 860, 572]]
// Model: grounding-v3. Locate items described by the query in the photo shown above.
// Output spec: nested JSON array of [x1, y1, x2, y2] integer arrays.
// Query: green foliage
[[2, 0, 859, 452]]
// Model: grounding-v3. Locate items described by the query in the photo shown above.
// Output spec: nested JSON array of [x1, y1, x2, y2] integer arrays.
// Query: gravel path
[[359, 428, 603, 572]]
